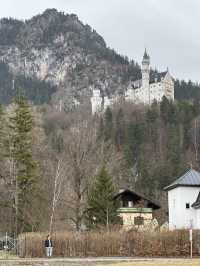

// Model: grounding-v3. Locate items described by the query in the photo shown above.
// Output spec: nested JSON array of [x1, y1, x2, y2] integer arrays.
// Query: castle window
[[128, 201, 133, 207], [186, 203, 190, 209]]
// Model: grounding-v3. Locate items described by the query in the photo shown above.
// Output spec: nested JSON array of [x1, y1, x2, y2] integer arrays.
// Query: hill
[[0, 9, 140, 105], [0, 9, 199, 105]]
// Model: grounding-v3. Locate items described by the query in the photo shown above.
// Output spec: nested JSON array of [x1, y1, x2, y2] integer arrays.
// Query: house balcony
[[117, 207, 153, 213]]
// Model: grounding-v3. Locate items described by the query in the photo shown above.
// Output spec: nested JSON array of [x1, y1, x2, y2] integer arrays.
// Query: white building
[[125, 49, 174, 105], [90, 88, 102, 114], [90, 50, 174, 114], [90, 88, 118, 114], [164, 169, 200, 230]]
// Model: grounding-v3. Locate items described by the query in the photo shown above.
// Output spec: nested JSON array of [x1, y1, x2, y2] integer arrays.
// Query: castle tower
[[91, 87, 102, 114], [141, 49, 150, 104]]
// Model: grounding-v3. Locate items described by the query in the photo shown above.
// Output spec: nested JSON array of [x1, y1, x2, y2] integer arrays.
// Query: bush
[[18, 229, 200, 258]]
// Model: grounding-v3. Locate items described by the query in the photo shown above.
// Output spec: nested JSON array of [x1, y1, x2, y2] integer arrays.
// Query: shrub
[[18, 229, 200, 258]]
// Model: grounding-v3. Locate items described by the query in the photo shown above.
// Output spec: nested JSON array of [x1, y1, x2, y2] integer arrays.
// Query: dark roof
[[192, 192, 200, 209], [164, 169, 200, 191], [114, 189, 160, 210], [143, 49, 150, 61], [132, 79, 142, 88], [149, 71, 167, 84], [130, 71, 168, 89]]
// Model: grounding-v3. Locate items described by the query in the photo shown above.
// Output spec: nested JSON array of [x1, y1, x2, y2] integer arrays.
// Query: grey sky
[[0, 0, 199, 81]]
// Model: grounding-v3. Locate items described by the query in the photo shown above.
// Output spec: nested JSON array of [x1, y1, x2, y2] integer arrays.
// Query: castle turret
[[141, 49, 150, 104], [91, 87, 102, 114]]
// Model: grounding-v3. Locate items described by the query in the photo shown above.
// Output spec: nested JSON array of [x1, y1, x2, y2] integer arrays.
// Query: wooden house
[[114, 189, 160, 229]]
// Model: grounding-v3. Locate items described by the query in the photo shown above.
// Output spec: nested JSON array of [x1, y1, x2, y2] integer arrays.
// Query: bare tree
[[62, 119, 99, 230], [49, 158, 65, 234]]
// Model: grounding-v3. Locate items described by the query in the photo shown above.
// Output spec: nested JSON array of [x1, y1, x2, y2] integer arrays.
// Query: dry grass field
[[106, 260, 200, 266]]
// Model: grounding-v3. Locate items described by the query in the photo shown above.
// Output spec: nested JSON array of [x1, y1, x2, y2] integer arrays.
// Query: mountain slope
[[0, 8, 199, 105], [0, 9, 141, 105]]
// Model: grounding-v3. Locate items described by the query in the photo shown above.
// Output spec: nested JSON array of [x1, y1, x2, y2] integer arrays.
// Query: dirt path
[[0, 257, 200, 266]]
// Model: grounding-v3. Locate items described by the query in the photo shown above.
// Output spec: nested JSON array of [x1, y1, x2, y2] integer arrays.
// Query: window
[[186, 203, 190, 209], [128, 201, 133, 207], [134, 216, 144, 226], [122, 201, 128, 207]]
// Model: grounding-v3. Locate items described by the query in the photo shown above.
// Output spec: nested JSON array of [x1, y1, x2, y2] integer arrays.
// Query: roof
[[164, 169, 200, 191], [114, 189, 160, 210], [149, 71, 168, 84], [131, 79, 142, 88], [130, 71, 168, 89], [143, 49, 150, 61], [192, 192, 200, 209]]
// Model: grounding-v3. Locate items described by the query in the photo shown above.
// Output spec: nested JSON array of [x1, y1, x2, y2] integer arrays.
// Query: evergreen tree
[[0, 104, 6, 152], [145, 103, 159, 150], [146, 104, 158, 124], [124, 122, 135, 167], [0, 104, 7, 187], [178, 101, 194, 149], [192, 99, 200, 116], [104, 107, 113, 141], [97, 117, 104, 140], [87, 166, 119, 229], [8, 95, 37, 234], [166, 125, 182, 176], [115, 108, 125, 150]]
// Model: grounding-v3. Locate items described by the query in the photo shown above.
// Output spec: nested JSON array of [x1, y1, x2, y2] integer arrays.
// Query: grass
[[106, 260, 200, 266], [0, 250, 18, 259]]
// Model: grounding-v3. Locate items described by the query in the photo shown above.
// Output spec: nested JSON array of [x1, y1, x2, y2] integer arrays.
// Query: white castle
[[91, 50, 174, 114]]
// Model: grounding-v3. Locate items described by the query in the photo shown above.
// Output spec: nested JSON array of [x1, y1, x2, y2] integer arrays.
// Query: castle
[[91, 50, 174, 114]]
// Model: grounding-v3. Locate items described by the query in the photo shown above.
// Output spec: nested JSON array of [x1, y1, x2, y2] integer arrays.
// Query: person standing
[[45, 235, 53, 257]]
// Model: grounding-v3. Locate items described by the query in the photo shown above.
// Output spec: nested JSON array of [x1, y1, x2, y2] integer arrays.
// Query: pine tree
[[160, 96, 170, 123], [0, 104, 6, 154], [123, 122, 135, 167], [97, 117, 104, 140], [115, 108, 125, 150], [87, 166, 119, 229], [145, 103, 159, 152], [166, 125, 182, 176], [104, 107, 113, 141], [8, 95, 37, 234]]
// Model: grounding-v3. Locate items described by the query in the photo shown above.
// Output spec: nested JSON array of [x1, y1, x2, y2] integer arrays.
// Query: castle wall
[[90, 52, 174, 113], [91, 92, 102, 114], [163, 74, 174, 101], [149, 82, 165, 103]]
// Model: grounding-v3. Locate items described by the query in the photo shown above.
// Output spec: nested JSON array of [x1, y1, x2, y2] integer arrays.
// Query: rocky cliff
[[0, 9, 141, 106], [0, 8, 199, 107]]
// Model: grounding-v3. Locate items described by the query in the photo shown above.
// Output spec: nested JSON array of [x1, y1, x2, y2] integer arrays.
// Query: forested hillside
[[1, 93, 200, 233], [97, 97, 200, 197], [175, 80, 200, 100], [0, 9, 200, 235], [0, 62, 56, 104], [0, 9, 199, 106], [0, 9, 140, 106]]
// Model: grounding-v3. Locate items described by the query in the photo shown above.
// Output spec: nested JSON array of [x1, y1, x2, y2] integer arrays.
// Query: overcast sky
[[0, 0, 199, 82]]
